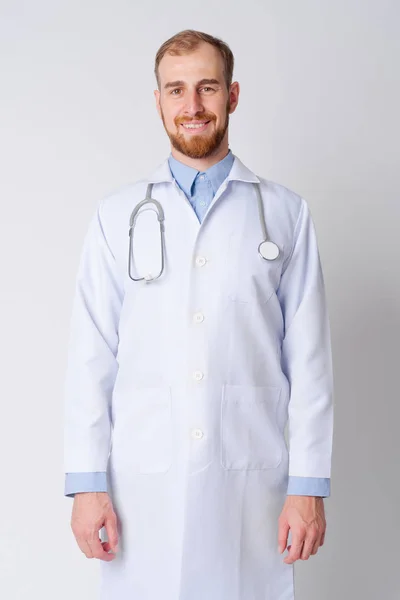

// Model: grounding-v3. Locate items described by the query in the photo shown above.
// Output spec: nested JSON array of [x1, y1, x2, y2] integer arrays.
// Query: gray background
[[0, 1, 399, 598]]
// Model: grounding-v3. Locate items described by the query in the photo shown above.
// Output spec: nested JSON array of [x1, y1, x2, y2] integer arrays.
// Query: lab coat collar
[[168, 149, 235, 198], [145, 153, 260, 185]]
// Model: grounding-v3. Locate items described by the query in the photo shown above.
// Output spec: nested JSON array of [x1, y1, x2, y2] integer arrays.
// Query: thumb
[[277, 519, 289, 554], [105, 513, 119, 553]]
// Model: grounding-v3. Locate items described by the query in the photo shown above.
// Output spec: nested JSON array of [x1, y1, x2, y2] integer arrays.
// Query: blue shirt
[[168, 149, 235, 223], [64, 149, 330, 499]]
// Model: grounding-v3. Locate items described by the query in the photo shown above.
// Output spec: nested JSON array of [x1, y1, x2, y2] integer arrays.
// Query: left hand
[[278, 495, 326, 563]]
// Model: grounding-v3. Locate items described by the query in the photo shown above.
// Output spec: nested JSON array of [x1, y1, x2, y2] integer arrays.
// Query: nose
[[183, 89, 204, 116]]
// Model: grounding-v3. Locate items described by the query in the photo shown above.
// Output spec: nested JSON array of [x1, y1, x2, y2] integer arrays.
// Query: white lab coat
[[64, 154, 334, 600]]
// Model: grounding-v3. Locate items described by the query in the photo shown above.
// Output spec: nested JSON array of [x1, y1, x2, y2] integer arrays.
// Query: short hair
[[154, 29, 234, 91]]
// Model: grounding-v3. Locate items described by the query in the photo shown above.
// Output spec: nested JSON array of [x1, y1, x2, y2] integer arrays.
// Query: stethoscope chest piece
[[258, 240, 280, 261], [128, 180, 281, 281]]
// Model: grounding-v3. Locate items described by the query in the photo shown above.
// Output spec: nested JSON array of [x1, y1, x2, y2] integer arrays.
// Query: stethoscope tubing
[[128, 184, 165, 281], [128, 181, 279, 282]]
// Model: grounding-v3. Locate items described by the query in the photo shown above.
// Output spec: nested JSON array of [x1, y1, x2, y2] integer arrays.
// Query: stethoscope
[[128, 181, 280, 283]]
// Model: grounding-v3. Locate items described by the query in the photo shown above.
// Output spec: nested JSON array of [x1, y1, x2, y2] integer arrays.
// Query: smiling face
[[154, 42, 239, 167]]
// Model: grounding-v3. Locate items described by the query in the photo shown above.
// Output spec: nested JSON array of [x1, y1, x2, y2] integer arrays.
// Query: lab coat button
[[191, 428, 204, 439], [193, 312, 204, 323], [195, 256, 207, 267], [193, 370, 204, 381]]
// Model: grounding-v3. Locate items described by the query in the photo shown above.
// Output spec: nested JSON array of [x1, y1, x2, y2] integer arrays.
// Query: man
[[64, 29, 334, 600]]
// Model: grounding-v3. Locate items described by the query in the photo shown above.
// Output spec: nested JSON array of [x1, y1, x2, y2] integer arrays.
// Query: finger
[[320, 529, 325, 546], [76, 538, 94, 558], [277, 519, 290, 554], [311, 535, 321, 555], [284, 541, 303, 564], [300, 533, 317, 560], [102, 541, 117, 554], [87, 536, 116, 562], [284, 530, 305, 564], [105, 514, 119, 553]]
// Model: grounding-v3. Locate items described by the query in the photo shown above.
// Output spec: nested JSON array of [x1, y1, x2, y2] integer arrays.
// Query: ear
[[154, 89, 161, 118], [228, 81, 240, 114]]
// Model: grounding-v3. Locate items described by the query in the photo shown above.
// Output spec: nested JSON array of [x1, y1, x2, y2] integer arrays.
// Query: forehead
[[158, 42, 224, 84]]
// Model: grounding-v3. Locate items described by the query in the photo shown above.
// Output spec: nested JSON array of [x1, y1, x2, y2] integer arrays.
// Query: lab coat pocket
[[111, 386, 172, 474], [221, 384, 283, 470], [226, 232, 283, 305]]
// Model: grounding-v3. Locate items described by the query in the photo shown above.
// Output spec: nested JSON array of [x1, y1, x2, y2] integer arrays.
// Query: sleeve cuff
[[64, 471, 108, 498], [287, 476, 330, 497]]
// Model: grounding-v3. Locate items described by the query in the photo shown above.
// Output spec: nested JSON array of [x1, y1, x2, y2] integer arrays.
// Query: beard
[[160, 99, 230, 159]]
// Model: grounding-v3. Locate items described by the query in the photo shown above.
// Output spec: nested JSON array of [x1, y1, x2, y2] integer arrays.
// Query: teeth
[[182, 122, 208, 129]]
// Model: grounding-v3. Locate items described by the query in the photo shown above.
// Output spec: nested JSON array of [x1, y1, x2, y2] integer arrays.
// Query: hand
[[278, 495, 326, 564], [70, 492, 119, 561]]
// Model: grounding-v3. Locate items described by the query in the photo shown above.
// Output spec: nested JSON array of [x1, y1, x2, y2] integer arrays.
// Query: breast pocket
[[111, 386, 172, 474], [220, 384, 283, 470], [226, 232, 284, 305]]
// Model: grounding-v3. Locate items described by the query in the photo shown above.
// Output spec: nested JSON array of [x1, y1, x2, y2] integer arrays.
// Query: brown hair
[[154, 29, 234, 92]]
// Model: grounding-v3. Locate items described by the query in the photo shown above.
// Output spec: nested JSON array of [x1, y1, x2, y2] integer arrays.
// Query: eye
[[171, 89, 182, 95], [201, 87, 215, 92]]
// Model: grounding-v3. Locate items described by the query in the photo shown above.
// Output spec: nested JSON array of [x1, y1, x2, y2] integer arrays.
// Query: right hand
[[70, 492, 119, 561]]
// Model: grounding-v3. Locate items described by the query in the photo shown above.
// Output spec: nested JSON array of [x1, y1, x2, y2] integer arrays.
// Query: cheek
[[170, 109, 183, 125], [210, 104, 226, 122], [161, 101, 180, 126], [164, 112, 179, 128]]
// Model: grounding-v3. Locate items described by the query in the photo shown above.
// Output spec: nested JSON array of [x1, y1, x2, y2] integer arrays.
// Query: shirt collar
[[167, 149, 235, 197], [145, 151, 260, 188]]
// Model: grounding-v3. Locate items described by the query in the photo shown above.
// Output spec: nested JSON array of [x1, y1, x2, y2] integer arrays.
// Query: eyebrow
[[163, 78, 221, 90]]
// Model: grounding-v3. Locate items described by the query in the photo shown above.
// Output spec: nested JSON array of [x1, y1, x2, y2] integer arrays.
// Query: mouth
[[180, 120, 211, 133]]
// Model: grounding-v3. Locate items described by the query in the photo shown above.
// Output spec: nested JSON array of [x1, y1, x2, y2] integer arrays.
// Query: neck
[[170, 142, 230, 171]]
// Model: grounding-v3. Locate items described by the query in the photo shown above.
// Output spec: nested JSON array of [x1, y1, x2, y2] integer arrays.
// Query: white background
[[0, 1, 399, 598]]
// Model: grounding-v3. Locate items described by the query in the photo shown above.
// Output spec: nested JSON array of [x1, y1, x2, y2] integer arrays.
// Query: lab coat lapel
[[144, 153, 261, 229]]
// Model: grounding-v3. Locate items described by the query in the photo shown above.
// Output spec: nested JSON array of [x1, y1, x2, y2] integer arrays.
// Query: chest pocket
[[226, 231, 284, 305]]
